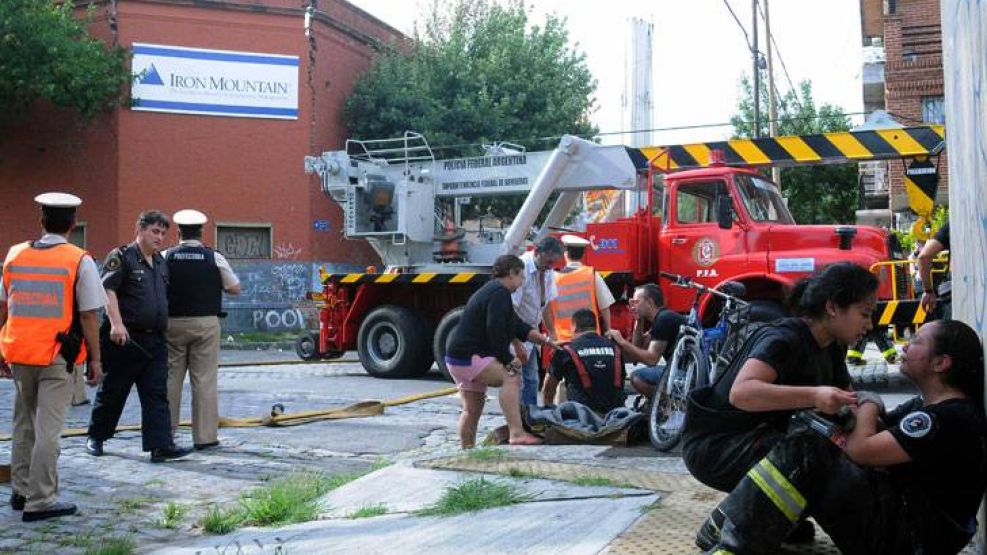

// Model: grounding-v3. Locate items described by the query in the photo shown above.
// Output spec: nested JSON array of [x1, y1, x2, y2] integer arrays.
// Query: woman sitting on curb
[[445, 254, 556, 448]]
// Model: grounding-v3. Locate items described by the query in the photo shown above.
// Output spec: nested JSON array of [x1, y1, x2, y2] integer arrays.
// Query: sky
[[346, 0, 864, 147]]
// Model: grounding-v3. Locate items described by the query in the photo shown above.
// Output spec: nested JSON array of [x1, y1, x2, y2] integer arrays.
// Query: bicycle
[[648, 272, 750, 451]]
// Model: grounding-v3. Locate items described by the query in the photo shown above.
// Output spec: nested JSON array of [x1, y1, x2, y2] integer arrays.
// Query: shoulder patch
[[103, 249, 123, 272], [900, 411, 934, 438]]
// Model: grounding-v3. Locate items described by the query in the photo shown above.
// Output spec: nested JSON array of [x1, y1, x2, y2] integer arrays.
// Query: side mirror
[[716, 195, 733, 229]]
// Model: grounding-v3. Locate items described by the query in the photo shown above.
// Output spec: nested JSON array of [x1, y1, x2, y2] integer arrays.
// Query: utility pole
[[763, 0, 781, 186], [751, 0, 761, 138]]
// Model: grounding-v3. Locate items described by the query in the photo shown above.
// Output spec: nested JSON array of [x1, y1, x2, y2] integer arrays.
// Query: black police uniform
[[681, 317, 851, 492], [933, 222, 952, 320], [87, 243, 174, 452], [701, 396, 987, 554], [550, 332, 625, 414]]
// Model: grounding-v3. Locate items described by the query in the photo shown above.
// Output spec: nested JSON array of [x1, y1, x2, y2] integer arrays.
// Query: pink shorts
[[445, 355, 496, 393]]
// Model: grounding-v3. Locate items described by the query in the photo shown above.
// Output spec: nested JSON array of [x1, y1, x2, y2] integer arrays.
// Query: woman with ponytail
[[697, 318, 987, 555]]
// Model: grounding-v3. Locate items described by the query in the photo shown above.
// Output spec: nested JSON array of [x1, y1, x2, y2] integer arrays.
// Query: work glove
[[855, 391, 886, 416]]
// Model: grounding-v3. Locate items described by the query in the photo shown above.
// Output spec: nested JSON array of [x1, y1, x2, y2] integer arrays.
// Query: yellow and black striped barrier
[[639, 125, 945, 170], [321, 270, 631, 286], [873, 299, 928, 326]]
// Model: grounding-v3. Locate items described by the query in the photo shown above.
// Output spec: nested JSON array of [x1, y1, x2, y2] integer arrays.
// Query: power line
[[722, 0, 754, 53], [756, 1, 804, 113]]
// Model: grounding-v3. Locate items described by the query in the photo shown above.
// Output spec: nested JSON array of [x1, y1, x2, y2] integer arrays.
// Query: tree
[[344, 0, 597, 218], [730, 76, 858, 225], [0, 0, 131, 126]]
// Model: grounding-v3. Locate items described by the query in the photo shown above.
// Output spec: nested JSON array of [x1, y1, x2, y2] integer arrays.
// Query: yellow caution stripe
[[638, 125, 945, 169], [874, 299, 928, 326], [323, 270, 634, 286]]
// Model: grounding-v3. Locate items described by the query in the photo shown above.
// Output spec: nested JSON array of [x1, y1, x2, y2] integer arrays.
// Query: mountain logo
[[134, 64, 164, 86]]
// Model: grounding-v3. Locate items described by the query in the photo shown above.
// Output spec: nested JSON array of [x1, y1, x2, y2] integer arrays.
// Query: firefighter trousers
[[682, 422, 784, 493], [700, 428, 918, 555]]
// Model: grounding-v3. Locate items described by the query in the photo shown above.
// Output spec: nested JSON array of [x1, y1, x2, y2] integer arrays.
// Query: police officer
[[165, 209, 240, 450], [918, 221, 951, 319], [86, 210, 191, 463], [697, 319, 987, 555], [543, 309, 625, 415], [549, 234, 616, 341], [0, 193, 106, 521]]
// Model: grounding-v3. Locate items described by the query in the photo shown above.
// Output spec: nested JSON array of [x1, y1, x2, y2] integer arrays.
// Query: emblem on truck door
[[693, 238, 720, 267]]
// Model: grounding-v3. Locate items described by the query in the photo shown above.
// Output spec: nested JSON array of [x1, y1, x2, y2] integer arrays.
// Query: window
[[68, 223, 85, 248], [922, 96, 945, 124], [216, 224, 272, 259], [734, 174, 795, 224], [676, 181, 725, 224]]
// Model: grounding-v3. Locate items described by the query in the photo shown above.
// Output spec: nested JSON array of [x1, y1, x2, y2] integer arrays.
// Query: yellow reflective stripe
[[375, 274, 399, 283], [449, 273, 475, 283], [876, 129, 925, 156], [412, 273, 436, 283], [882, 347, 898, 357], [712, 551, 735, 555], [847, 350, 864, 358], [728, 140, 771, 165], [878, 300, 898, 325], [684, 144, 713, 167], [775, 136, 822, 162], [340, 274, 362, 283], [747, 459, 805, 522], [826, 132, 871, 159]]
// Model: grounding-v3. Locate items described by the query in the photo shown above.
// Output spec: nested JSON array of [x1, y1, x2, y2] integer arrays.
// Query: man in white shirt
[[511, 236, 564, 406]]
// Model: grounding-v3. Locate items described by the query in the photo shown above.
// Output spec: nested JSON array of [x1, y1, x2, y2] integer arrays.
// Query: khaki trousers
[[11, 356, 73, 511], [166, 316, 221, 445], [70, 364, 88, 405]]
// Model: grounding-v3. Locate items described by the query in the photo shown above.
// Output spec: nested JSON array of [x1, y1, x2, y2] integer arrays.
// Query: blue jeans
[[520, 344, 539, 407], [633, 364, 666, 386]]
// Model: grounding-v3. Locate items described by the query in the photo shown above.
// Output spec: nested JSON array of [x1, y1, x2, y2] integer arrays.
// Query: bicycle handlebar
[[657, 272, 750, 307]]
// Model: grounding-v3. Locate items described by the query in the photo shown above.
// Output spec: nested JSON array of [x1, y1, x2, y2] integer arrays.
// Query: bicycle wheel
[[649, 339, 705, 451]]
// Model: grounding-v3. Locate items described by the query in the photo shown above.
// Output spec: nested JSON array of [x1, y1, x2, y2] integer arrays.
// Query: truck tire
[[358, 305, 433, 379], [432, 306, 465, 382], [295, 331, 320, 361]]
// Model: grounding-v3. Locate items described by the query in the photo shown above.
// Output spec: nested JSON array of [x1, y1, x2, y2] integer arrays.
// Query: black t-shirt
[[551, 332, 626, 414], [934, 222, 950, 250], [649, 309, 687, 363], [711, 317, 851, 429], [886, 396, 987, 547], [446, 280, 532, 365]]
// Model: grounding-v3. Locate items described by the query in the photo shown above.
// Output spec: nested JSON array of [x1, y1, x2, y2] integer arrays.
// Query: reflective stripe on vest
[[562, 342, 623, 390], [550, 266, 599, 343], [1, 242, 85, 366]]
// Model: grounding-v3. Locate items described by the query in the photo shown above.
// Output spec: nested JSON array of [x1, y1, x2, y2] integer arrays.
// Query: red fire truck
[[301, 125, 944, 379]]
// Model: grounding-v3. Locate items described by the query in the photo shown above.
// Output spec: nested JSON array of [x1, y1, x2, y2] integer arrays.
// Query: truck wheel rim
[[367, 322, 399, 365]]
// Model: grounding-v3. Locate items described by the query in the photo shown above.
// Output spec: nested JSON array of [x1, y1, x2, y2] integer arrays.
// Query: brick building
[[0, 0, 402, 331], [859, 0, 948, 229]]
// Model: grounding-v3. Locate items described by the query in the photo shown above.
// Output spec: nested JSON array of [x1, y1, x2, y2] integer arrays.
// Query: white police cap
[[173, 209, 208, 225], [561, 234, 590, 248], [34, 192, 82, 208]]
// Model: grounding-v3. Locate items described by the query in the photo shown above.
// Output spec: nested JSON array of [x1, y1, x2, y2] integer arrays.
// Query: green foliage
[[730, 76, 858, 224], [417, 477, 533, 516], [570, 476, 623, 487], [0, 0, 131, 125], [156, 502, 187, 529], [199, 504, 241, 535], [344, 0, 597, 218], [465, 446, 510, 461], [346, 503, 389, 519], [83, 536, 136, 555]]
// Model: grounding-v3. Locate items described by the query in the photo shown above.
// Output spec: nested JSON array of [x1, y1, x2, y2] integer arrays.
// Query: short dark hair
[[138, 210, 170, 230], [566, 245, 587, 261], [178, 224, 203, 240], [572, 309, 597, 332], [41, 207, 75, 235], [636, 283, 663, 307], [535, 236, 563, 256], [930, 320, 985, 405], [786, 262, 878, 319], [492, 254, 524, 278]]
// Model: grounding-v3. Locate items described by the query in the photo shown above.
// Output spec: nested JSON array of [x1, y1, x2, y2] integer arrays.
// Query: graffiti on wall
[[942, 0, 987, 335]]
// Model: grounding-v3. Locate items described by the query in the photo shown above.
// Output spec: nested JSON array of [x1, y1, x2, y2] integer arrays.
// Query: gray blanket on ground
[[526, 402, 642, 439]]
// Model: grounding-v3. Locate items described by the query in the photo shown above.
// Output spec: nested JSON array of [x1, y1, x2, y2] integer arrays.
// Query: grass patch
[[59, 533, 94, 548], [199, 504, 242, 535], [227, 331, 299, 343], [116, 495, 158, 511], [506, 467, 537, 479], [417, 477, 533, 516], [465, 447, 509, 461], [571, 476, 623, 488], [346, 503, 388, 519], [156, 502, 187, 529], [369, 457, 393, 471], [640, 498, 663, 513], [83, 535, 136, 555], [199, 470, 365, 534]]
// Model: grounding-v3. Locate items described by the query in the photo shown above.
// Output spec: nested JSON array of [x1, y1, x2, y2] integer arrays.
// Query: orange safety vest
[[550, 265, 599, 343], [1, 242, 87, 366]]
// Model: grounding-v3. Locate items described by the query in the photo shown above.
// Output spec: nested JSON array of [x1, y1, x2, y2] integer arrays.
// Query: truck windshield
[[734, 174, 795, 224]]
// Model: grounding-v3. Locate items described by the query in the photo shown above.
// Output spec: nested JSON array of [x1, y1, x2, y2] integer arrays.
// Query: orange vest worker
[[550, 266, 599, 343], [1, 242, 87, 366]]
